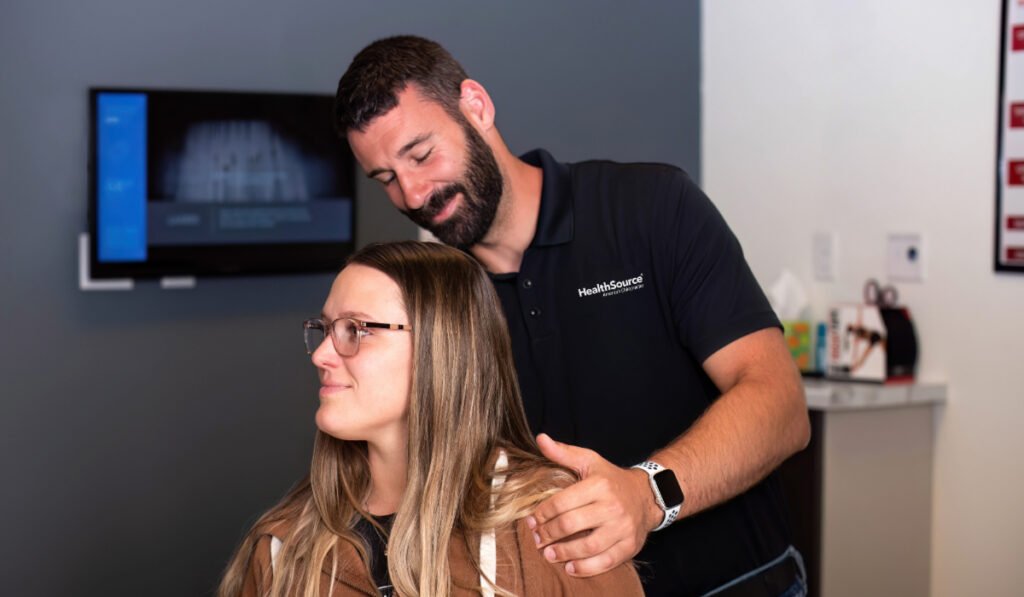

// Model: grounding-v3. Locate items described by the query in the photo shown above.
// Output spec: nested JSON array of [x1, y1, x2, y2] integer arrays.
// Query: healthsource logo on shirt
[[577, 273, 645, 298]]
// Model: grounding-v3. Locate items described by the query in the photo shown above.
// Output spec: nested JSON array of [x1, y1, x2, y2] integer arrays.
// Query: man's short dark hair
[[334, 35, 468, 134]]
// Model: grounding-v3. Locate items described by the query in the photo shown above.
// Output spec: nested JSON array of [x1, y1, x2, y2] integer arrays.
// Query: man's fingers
[[540, 523, 618, 563], [533, 504, 612, 550], [529, 476, 590, 527], [528, 440, 652, 576], [564, 539, 638, 578], [528, 479, 609, 544]]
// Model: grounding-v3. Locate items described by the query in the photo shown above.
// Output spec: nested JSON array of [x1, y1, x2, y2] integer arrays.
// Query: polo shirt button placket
[[522, 278, 540, 318]]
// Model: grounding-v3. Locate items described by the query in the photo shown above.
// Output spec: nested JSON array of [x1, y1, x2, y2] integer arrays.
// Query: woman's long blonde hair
[[218, 241, 574, 597]]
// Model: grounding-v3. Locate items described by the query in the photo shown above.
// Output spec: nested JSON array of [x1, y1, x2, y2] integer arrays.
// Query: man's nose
[[398, 173, 431, 211]]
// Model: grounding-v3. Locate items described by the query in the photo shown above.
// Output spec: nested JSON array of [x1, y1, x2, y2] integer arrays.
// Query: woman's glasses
[[303, 318, 412, 356]]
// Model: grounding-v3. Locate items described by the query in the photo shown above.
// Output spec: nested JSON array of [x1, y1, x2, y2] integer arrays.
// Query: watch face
[[653, 469, 685, 508]]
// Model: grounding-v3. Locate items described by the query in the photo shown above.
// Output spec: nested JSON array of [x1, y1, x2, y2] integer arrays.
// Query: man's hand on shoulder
[[527, 433, 661, 577]]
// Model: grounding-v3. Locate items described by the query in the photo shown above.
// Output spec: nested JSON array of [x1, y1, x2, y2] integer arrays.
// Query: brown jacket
[[239, 517, 643, 596]]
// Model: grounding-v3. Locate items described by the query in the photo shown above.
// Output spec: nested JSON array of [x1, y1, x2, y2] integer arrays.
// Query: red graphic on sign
[[1008, 160, 1024, 185], [1009, 216, 1024, 230], [1007, 247, 1024, 261], [1015, 25, 1024, 51], [1012, 103, 1024, 128]]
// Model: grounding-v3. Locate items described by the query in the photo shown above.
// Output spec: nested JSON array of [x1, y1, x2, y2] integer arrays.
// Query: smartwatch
[[632, 461, 684, 531]]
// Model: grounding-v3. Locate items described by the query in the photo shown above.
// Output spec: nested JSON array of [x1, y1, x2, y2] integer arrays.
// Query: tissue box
[[825, 304, 918, 383], [782, 320, 812, 372]]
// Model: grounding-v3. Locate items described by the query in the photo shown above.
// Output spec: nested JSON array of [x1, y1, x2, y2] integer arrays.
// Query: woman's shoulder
[[449, 517, 643, 596], [244, 518, 293, 577], [256, 517, 294, 541], [242, 515, 375, 597], [507, 518, 644, 596], [244, 516, 299, 578]]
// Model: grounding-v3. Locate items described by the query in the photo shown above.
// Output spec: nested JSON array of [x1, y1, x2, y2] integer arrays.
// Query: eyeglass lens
[[336, 319, 360, 355], [304, 319, 361, 356], [303, 321, 325, 354]]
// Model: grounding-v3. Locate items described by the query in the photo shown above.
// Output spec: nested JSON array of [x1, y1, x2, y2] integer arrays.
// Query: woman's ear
[[459, 79, 496, 131]]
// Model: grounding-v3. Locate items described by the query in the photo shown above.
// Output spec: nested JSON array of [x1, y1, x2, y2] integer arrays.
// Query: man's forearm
[[647, 330, 810, 522]]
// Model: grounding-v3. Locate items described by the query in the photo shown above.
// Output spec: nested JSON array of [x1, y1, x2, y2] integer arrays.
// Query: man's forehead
[[348, 114, 431, 165], [348, 92, 454, 155]]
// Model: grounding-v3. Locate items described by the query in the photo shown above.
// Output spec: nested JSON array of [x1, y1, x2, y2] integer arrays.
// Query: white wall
[[704, 2, 1023, 595]]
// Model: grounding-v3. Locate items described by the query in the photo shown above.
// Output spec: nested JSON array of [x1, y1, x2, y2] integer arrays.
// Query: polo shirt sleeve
[[652, 171, 780, 363]]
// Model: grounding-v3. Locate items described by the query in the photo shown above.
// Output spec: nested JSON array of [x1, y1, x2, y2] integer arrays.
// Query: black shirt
[[490, 149, 791, 596], [353, 513, 395, 596]]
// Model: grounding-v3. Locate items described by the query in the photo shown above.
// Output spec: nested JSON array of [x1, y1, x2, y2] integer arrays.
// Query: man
[[335, 35, 811, 596]]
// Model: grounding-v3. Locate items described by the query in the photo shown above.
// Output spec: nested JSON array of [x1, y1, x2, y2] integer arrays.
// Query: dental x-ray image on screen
[[89, 88, 356, 279]]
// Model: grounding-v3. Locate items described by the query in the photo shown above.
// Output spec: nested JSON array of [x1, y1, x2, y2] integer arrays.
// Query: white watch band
[[632, 461, 681, 532]]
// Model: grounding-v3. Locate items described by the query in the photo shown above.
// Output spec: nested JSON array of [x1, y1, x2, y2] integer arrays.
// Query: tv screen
[[88, 87, 356, 279]]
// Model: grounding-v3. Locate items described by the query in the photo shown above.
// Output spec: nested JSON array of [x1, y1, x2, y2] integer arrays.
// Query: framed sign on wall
[[997, 0, 1024, 272]]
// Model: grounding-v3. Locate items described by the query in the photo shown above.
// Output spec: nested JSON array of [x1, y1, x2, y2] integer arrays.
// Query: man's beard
[[403, 122, 504, 251]]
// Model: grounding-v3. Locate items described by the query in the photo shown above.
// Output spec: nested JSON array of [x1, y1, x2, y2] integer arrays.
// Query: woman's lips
[[319, 384, 350, 398]]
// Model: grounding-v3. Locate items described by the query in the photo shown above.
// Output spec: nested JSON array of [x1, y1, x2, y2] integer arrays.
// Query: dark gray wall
[[0, 1, 699, 595]]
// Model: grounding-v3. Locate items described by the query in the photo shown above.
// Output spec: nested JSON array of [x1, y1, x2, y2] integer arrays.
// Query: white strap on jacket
[[479, 449, 509, 597], [270, 536, 283, 573]]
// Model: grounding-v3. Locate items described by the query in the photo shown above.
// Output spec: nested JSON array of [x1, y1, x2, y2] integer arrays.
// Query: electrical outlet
[[888, 233, 924, 282]]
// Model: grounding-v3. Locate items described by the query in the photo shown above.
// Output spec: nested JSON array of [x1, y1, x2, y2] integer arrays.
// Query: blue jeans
[[702, 546, 807, 597], [777, 575, 807, 597]]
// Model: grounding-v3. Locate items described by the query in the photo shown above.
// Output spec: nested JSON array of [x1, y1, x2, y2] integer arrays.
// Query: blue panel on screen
[[88, 88, 358, 278], [97, 93, 147, 262]]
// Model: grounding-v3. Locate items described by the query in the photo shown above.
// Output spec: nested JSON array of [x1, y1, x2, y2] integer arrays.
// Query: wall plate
[[813, 232, 837, 281], [888, 233, 924, 282]]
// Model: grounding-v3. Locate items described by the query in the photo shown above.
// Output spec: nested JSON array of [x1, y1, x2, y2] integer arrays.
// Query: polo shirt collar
[[519, 149, 574, 247]]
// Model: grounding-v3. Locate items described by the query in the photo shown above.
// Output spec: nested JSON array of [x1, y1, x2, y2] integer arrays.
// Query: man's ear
[[459, 79, 496, 130]]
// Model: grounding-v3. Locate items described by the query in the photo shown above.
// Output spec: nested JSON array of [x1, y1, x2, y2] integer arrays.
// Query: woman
[[218, 241, 642, 597]]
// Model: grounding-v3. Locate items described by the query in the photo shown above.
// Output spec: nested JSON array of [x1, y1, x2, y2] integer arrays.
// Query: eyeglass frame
[[303, 317, 412, 356]]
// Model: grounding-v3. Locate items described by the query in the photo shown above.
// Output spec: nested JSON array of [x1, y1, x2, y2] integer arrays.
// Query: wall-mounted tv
[[88, 87, 355, 280]]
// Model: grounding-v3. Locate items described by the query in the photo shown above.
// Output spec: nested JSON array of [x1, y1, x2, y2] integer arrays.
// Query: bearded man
[[334, 35, 810, 597]]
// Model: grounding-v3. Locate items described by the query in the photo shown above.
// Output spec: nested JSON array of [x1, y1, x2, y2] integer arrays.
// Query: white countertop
[[803, 379, 946, 411]]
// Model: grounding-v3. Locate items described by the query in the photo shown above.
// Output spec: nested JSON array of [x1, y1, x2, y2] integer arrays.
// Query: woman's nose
[[310, 334, 340, 368]]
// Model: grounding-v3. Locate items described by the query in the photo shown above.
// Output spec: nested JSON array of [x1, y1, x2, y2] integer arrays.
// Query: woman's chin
[[314, 408, 351, 440]]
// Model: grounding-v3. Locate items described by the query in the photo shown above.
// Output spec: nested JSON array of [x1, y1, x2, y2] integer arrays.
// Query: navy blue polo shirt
[[490, 149, 791, 596]]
